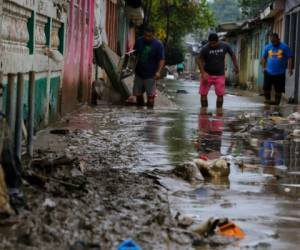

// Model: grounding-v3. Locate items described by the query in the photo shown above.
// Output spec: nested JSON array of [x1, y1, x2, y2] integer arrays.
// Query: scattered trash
[[31, 155, 76, 172], [192, 218, 245, 240], [173, 161, 203, 182], [166, 74, 175, 80], [43, 198, 56, 209], [175, 212, 194, 228], [193, 217, 226, 237], [117, 239, 141, 250], [249, 138, 259, 148], [173, 158, 230, 182], [288, 112, 300, 122], [50, 129, 70, 135], [25, 153, 87, 195], [176, 90, 188, 94], [199, 155, 209, 161], [217, 221, 245, 240], [69, 241, 101, 250], [194, 159, 230, 179]]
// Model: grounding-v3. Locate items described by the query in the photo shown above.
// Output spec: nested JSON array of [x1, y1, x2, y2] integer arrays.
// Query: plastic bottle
[[117, 240, 142, 250]]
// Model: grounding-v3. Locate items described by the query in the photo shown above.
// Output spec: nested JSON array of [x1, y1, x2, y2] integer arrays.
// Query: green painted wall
[[1, 76, 60, 131], [34, 78, 47, 129], [49, 76, 60, 122]]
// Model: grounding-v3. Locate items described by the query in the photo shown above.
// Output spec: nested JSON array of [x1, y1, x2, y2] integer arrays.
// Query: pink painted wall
[[106, 0, 118, 52], [127, 27, 136, 52], [62, 0, 95, 114]]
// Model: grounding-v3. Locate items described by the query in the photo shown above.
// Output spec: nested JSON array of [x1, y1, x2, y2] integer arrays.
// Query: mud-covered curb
[[1, 105, 198, 250]]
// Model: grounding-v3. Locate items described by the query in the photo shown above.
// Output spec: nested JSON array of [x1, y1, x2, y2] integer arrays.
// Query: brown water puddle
[[137, 80, 300, 249]]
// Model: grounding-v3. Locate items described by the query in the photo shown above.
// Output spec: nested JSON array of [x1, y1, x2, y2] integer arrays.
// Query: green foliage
[[209, 0, 241, 23], [143, 0, 214, 65], [165, 44, 185, 65], [238, 0, 273, 18]]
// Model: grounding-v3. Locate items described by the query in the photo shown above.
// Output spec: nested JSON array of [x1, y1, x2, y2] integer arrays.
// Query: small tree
[[142, 0, 214, 65], [209, 0, 241, 23], [238, 0, 273, 18]]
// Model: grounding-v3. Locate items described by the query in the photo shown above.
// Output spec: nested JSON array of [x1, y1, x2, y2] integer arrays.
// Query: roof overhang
[[260, 0, 284, 20], [218, 22, 244, 32]]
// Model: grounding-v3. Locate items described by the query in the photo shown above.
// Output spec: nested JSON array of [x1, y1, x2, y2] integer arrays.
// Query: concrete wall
[[285, 0, 300, 12], [225, 22, 272, 91], [0, 0, 66, 130], [284, 4, 300, 102]]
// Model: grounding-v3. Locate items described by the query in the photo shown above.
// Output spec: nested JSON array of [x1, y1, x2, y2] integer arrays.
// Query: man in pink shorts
[[198, 33, 239, 108]]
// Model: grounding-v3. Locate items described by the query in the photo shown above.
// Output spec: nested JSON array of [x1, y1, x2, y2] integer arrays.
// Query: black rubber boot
[[201, 96, 208, 108], [275, 93, 282, 105], [216, 96, 223, 108], [147, 96, 155, 109], [136, 95, 145, 106], [264, 91, 271, 104]]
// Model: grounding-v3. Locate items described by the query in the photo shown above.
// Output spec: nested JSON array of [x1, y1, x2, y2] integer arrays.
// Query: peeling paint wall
[[284, 2, 300, 102], [225, 23, 272, 90], [61, 0, 95, 114], [105, 0, 118, 53], [0, 0, 66, 130]]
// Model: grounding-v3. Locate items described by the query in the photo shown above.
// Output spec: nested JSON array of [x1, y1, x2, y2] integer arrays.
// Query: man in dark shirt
[[133, 26, 165, 107], [198, 33, 239, 108]]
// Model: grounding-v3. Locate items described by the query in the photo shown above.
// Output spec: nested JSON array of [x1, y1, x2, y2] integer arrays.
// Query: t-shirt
[[263, 42, 292, 75], [134, 37, 165, 79], [199, 42, 234, 76], [177, 63, 184, 70]]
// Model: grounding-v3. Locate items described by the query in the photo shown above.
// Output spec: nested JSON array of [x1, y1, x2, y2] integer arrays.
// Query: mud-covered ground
[[0, 105, 203, 250], [2, 79, 300, 250]]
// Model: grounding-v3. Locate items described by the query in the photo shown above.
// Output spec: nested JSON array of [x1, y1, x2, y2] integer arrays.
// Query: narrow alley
[[1, 0, 300, 250], [1, 78, 299, 250]]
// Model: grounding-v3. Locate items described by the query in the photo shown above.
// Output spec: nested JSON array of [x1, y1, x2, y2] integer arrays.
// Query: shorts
[[199, 75, 225, 96], [263, 72, 285, 93], [133, 75, 156, 97]]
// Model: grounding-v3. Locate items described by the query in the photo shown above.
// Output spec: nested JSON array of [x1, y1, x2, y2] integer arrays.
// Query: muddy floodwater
[[2, 79, 300, 250], [139, 79, 300, 249]]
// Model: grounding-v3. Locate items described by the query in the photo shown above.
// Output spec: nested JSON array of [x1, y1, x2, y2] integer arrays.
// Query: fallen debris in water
[[192, 217, 226, 237], [194, 159, 230, 179], [217, 221, 245, 240], [173, 161, 203, 183], [192, 217, 245, 240], [176, 89, 188, 94], [173, 158, 230, 183], [175, 212, 194, 228], [288, 112, 300, 123]]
